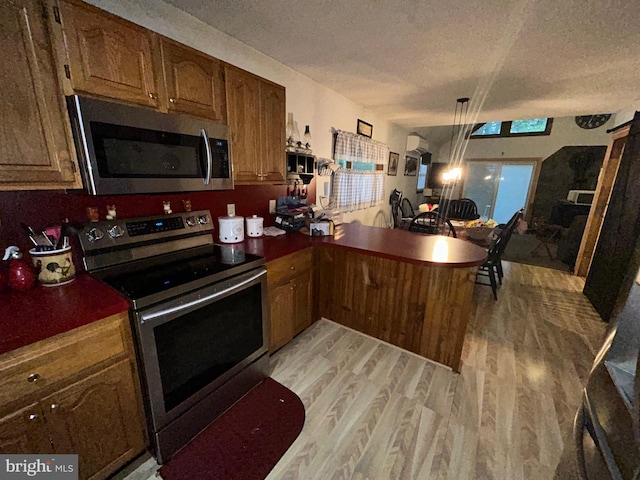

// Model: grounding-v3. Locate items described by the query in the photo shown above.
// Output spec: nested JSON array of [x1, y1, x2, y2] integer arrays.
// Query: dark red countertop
[[0, 274, 130, 356], [1, 224, 485, 357], [236, 223, 488, 268]]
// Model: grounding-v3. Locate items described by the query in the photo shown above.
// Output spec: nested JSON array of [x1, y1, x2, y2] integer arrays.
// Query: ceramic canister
[[246, 215, 264, 237], [29, 246, 76, 286], [218, 215, 244, 243]]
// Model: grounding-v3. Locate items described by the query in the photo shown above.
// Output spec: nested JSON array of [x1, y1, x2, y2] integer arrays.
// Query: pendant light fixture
[[440, 97, 471, 218]]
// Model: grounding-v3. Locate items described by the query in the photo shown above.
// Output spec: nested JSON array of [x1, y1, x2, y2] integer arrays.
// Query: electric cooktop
[[95, 244, 264, 309]]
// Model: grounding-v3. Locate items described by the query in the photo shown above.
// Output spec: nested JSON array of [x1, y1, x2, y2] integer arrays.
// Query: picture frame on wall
[[356, 119, 373, 138], [405, 156, 418, 176], [388, 152, 399, 176]]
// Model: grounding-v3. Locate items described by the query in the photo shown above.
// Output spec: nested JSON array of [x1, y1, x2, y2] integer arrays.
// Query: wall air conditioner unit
[[406, 134, 429, 154]]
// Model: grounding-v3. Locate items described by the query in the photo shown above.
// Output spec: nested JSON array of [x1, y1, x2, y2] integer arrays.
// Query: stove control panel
[[79, 210, 214, 253]]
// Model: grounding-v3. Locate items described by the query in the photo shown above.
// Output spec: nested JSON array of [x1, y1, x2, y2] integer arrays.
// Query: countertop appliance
[[218, 215, 244, 243], [67, 95, 233, 195], [79, 210, 268, 464]]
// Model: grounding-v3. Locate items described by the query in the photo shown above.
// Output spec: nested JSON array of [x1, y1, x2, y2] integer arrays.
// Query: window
[[330, 129, 388, 212], [416, 153, 431, 193], [471, 118, 552, 138]]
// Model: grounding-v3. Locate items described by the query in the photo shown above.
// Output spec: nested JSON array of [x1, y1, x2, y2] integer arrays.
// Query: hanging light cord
[[441, 97, 470, 217]]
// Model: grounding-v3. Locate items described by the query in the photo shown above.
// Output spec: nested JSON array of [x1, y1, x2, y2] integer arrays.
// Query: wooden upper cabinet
[[0, 0, 80, 190], [226, 66, 285, 184], [161, 38, 226, 123], [225, 66, 262, 183], [260, 81, 286, 183], [59, 0, 160, 107]]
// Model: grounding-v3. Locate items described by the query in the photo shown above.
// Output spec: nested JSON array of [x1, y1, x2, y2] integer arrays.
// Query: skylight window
[[471, 118, 553, 138]]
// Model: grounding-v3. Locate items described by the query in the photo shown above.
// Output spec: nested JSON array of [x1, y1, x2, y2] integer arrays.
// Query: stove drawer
[[0, 312, 129, 408]]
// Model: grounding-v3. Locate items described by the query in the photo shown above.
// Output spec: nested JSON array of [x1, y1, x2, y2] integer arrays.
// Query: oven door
[[133, 267, 267, 432]]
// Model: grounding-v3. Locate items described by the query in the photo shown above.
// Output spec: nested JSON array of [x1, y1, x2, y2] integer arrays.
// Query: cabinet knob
[[148, 92, 158, 100], [50, 404, 59, 413], [169, 97, 176, 103], [28, 413, 39, 422], [27, 373, 40, 383], [290, 266, 295, 270]]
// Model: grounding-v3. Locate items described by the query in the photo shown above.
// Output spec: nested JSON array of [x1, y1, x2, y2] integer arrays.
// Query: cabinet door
[[161, 38, 226, 123], [293, 269, 313, 335], [259, 81, 285, 183], [225, 66, 261, 183], [584, 112, 640, 321], [269, 281, 295, 352], [60, 0, 159, 107], [44, 360, 145, 480], [0, 0, 79, 189], [0, 403, 52, 454]]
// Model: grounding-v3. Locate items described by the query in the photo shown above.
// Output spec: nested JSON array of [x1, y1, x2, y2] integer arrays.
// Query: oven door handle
[[140, 268, 266, 323], [201, 128, 212, 185]]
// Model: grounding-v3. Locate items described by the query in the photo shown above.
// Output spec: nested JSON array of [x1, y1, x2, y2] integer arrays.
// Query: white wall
[[85, 0, 418, 226], [613, 102, 640, 128]]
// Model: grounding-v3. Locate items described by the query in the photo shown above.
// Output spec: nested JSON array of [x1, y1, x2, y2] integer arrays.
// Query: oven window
[[91, 121, 204, 178], [154, 283, 263, 411]]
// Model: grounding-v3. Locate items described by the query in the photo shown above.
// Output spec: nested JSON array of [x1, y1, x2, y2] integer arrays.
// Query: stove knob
[[86, 227, 104, 242], [198, 215, 209, 225], [186, 216, 197, 227], [108, 225, 125, 238]]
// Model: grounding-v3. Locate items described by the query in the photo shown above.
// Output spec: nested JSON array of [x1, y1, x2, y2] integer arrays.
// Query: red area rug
[[159, 378, 305, 480]]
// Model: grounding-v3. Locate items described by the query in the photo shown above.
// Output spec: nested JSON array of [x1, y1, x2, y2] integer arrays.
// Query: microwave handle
[[201, 129, 212, 185]]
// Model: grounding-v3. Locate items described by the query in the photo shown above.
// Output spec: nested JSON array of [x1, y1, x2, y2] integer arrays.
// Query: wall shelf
[[287, 153, 315, 184]]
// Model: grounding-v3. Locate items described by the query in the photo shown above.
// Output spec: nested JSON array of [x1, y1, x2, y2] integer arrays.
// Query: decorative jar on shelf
[[286, 113, 299, 151]]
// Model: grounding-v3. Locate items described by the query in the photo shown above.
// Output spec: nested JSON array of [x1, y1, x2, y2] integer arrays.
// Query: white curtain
[[334, 130, 389, 165], [330, 169, 385, 213], [330, 130, 389, 213]]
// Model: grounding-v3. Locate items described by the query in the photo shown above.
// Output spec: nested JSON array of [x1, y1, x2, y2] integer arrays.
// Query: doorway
[[463, 160, 538, 223]]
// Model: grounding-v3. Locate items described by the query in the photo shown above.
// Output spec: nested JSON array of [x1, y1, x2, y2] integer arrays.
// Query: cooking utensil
[[20, 222, 50, 246]]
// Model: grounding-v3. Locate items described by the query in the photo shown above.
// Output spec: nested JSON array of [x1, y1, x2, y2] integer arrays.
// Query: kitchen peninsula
[[239, 223, 487, 372]]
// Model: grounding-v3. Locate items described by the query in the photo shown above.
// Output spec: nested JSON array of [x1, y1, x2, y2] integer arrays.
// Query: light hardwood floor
[[122, 261, 606, 480]]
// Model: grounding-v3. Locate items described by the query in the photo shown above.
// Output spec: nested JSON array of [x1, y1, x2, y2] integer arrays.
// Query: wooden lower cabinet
[[44, 360, 145, 480], [267, 249, 314, 352], [0, 313, 146, 480], [292, 269, 313, 335], [269, 280, 296, 352], [318, 247, 476, 372], [0, 403, 52, 454]]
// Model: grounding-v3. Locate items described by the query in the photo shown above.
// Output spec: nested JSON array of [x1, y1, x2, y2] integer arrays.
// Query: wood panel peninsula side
[[317, 224, 487, 372]]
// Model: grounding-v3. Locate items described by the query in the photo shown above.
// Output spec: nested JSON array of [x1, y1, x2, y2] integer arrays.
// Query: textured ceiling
[[167, 0, 640, 128]]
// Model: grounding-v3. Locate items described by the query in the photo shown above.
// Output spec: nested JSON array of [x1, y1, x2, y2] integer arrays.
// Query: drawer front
[[0, 313, 128, 407], [267, 248, 313, 286]]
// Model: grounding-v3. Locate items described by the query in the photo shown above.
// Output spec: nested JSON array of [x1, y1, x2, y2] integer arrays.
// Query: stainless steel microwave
[[67, 95, 233, 195]]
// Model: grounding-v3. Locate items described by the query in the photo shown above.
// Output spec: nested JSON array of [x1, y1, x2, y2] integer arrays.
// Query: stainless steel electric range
[[78, 210, 269, 464]]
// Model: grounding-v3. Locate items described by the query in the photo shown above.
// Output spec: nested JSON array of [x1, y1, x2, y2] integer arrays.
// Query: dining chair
[[442, 198, 481, 221], [408, 212, 457, 237], [401, 198, 415, 219], [475, 209, 523, 299]]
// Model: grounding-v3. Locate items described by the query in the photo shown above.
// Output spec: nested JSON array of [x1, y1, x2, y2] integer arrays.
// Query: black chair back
[[491, 209, 523, 258], [443, 198, 480, 220], [401, 198, 415, 218], [408, 212, 457, 237]]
